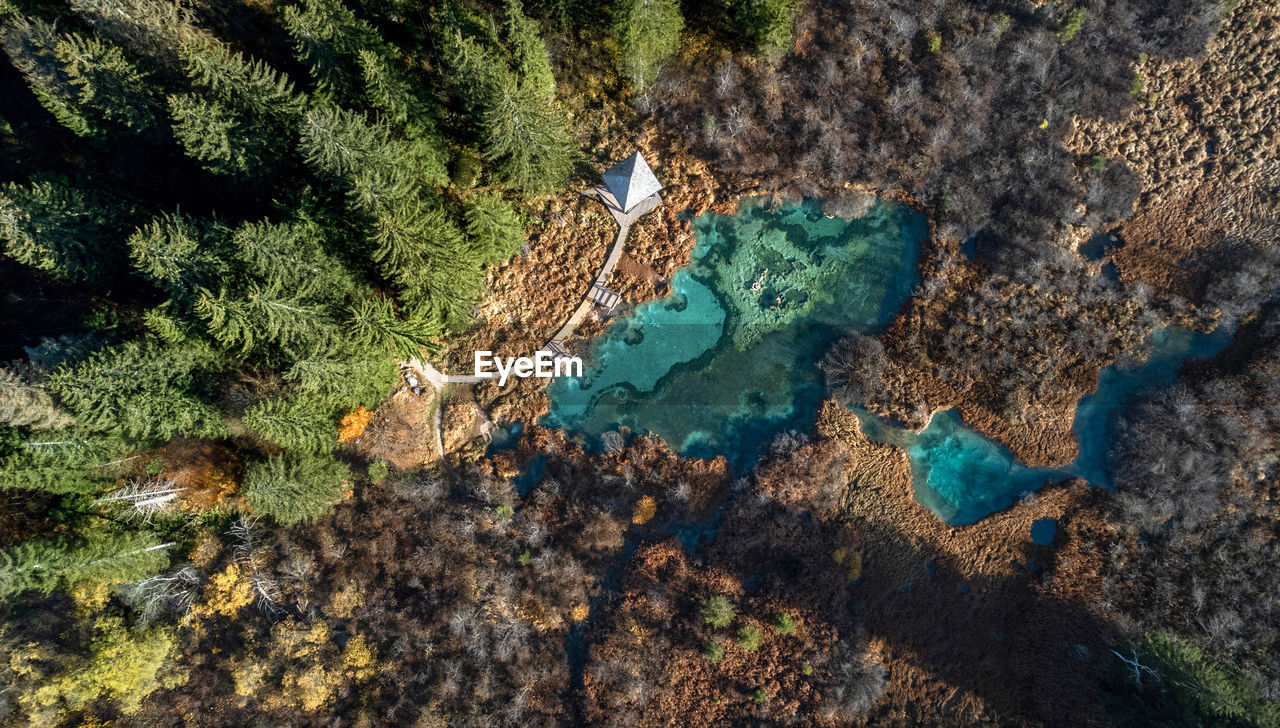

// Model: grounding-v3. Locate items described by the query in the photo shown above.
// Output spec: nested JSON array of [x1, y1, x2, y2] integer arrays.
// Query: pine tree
[[613, 0, 683, 92], [504, 0, 556, 99], [483, 81, 576, 193], [347, 297, 440, 358], [0, 176, 135, 282], [0, 368, 74, 430], [242, 453, 350, 525], [242, 396, 335, 453], [48, 338, 226, 443], [464, 192, 525, 264], [0, 530, 171, 598]]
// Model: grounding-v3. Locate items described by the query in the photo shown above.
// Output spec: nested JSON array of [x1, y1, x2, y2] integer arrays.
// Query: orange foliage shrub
[[337, 407, 372, 443]]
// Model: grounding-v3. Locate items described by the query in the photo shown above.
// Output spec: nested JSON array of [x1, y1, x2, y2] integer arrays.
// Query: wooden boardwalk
[[542, 185, 662, 353]]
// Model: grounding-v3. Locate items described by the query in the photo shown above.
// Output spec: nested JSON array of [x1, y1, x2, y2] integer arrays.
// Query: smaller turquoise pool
[[852, 326, 1234, 525]]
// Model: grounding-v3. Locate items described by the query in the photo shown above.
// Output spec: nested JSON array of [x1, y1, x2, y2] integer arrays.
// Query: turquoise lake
[[543, 200, 1232, 524], [543, 199, 927, 471]]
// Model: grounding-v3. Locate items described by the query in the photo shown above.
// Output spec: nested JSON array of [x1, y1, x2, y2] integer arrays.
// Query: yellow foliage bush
[[325, 581, 365, 620], [631, 495, 657, 525], [186, 564, 252, 632]]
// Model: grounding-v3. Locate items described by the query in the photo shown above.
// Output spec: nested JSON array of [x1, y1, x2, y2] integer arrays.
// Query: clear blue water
[[543, 199, 927, 471], [852, 326, 1234, 525], [541, 199, 1233, 525]]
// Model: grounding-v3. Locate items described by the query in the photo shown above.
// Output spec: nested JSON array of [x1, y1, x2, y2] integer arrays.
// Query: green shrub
[[752, 688, 767, 704], [737, 624, 763, 652], [772, 613, 796, 635], [1058, 8, 1086, 41], [703, 640, 724, 664], [367, 460, 389, 484], [700, 595, 736, 629]]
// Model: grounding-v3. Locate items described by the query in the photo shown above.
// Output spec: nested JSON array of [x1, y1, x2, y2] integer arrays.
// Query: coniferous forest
[[2, 0, 1278, 726]]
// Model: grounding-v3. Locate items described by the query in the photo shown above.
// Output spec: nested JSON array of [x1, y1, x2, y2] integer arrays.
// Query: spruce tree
[[242, 453, 350, 525], [282, 0, 382, 103], [0, 430, 130, 493], [0, 176, 134, 282], [171, 41, 305, 176], [0, 530, 171, 598], [464, 192, 525, 264], [613, 0, 683, 92], [194, 284, 336, 359], [483, 81, 576, 193], [347, 297, 440, 359], [128, 212, 224, 298], [284, 355, 398, 410], [441, 30, 509, 128], [48, 338, 226, 443], [242, 396, 336, 453], [504, 0, 556, 98], [53, 33, 161, 135], [230, 219, 357, 300]]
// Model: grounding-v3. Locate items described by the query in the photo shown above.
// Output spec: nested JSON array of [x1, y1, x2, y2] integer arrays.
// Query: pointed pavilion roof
[[602, 152, 662, 213]]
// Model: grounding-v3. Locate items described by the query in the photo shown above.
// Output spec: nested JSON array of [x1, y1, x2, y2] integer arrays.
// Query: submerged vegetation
[[1, 0, 1278, 725]]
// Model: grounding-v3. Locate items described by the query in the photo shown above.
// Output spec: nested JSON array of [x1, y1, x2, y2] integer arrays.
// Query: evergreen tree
[[0, 368, 74, 430], [128, 212, 225, 298], [347, 297, 440, 359], [167, 93, 257, 177], [53, 33, 161, 135], [483, 81, 576, 193], [0, 430, 130, 493], [230, 218, 357, 300], [299, 106, 447, 187], [731, 0, 801, 60], [282, 0, 383, 104], [0, 176, 135, 282], [284, 355, 398, 410], [0, 18, 160, 138], [612, 0, 683, 92], [67, 0, 211, 71], [242, 453, 350, 525], [504, 0, 556, 98], [171, 41, 304, 176], [48, 338, 226, 443], [441, 30, 509, 128], [194, 283, 336, 359], [464, 192, 525, 264], [0, 14, 94, 136], [243, 396, 336, 453], [0, 530, 171, 598]]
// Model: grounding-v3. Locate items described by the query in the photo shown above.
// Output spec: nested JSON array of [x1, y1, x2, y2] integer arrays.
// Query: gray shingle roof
[[602, 152, 662, 213]]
